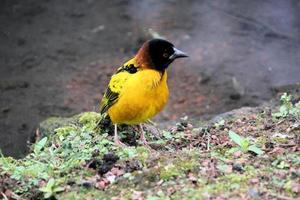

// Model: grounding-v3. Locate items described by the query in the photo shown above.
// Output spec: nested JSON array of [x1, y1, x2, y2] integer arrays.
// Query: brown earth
[[1, 0, 300, 157]]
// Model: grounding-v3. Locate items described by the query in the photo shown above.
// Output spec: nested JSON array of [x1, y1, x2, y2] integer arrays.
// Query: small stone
[[98, 164, 113, 175], [125, 160, 142, 173], [233, 151, 242, 158], [188, 172, 198, 183], [263, 124, 272, 130], [87, 159, 102, 169], [232, 163, 243, 172], [103, 152, 119, 163], [265, 142, 274, 149], [248, 188, 260, 199], [250, 178, 259, 184], [187, 123, 193, 130], [111, 167, 124, 176], [81, 181, 93, 188], [106, 174, 116, 183], [96, 180, 107, 189]]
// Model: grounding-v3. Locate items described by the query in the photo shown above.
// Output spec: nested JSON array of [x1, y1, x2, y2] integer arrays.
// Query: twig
[[278, 143, 296, 148], [11, 192, 21, 200], [35, 128, 40, 142], [206, 131, 211, 151], [276, 119, 285, 125], [1, 192, 9, 200]]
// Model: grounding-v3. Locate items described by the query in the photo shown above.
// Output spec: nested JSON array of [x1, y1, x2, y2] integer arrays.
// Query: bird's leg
[[114, 124, 125, 146], [139, 124, 149, 146]]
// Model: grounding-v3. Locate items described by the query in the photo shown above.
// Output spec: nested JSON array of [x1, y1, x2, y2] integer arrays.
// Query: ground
[[1, 0, 300, 158], [0, 94, 299, 199]]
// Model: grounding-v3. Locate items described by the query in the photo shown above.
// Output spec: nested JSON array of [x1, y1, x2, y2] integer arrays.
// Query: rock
[[248, 188, 260, 199], [125, 160, 142, 173], [232, 163, 243, 172], [103, 152, 119, 163], [210, 107, 259, 124], [81, 181, 93, 188], [233, 151, 242, 158], [38, 114, 80, 138]]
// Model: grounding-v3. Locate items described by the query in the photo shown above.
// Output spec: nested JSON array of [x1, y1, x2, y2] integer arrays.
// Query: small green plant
[[33, 137, 48, 154], [272, 93, 300, 119], [39, 178, 65, 199], [214, 119, 225, 129], [228, 131, 264, 155]]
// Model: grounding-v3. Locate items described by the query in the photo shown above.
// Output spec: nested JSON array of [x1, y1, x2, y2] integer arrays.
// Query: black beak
[[169, 47, 188, 60]]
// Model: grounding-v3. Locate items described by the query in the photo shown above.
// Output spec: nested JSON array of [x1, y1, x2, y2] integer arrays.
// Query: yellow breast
[[108, 70, 169, 125]]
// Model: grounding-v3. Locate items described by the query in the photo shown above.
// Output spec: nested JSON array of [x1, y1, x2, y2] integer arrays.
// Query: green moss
[[55, 125, 79, 136], [78, 112, 100, 131], [160, 163, 181, 180], [158, 151, 199, 181], [272, 137, 288, 144], [38, 115, 80, 138], [201, 173, 252, 195]]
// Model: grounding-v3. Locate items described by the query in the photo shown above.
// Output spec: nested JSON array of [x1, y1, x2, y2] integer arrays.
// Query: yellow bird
[[97, 39, 188, 146]]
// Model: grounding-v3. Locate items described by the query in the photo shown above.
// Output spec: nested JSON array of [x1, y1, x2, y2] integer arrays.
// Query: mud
[[1, 0, 300, 157]]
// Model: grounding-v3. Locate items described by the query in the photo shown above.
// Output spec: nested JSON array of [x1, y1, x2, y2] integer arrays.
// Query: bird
[[96, 38, 188, 146]]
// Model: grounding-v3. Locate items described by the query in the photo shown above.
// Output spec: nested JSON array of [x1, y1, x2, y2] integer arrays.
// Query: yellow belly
[[108, 70, 169, 125]]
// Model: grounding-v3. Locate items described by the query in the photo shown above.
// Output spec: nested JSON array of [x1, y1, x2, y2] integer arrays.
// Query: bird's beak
[[169, 47, 188, 60]]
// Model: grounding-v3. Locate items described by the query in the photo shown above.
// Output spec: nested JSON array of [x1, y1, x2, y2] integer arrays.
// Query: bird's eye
[[163, 53, 169, 58]]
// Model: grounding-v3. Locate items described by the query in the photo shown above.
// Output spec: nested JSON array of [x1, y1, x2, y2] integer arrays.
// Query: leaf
[[53, 186, 65, 193], [248, 145, 264, 155], [122, 147, 138, 158], [240, 139, 250, 152], [228, 131, 243, 147], [214, 119, 225, 129], [47, 178, 55, 188], [44, 192, 52, 199], [227, 147, 240, 155], [163, 131, 173, 140], [34, 137, 48, 154]]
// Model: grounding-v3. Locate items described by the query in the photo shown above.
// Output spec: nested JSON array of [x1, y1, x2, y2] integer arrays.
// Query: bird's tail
[[94, 113, 113, 133]]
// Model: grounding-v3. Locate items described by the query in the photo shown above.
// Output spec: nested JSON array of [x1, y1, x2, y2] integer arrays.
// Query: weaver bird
[[97, 39, 188, 146]]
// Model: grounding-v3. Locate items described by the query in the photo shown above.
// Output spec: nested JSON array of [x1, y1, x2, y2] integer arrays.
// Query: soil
[[1, 0, 300, 157], [1, 106, 300, 199]]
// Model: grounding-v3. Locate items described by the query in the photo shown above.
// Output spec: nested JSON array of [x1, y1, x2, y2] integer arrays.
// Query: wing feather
[[99, 62, 139, 114]]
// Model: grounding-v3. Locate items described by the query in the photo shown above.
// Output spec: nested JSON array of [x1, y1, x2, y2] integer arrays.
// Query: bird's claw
[[114, 138, 126, 147]]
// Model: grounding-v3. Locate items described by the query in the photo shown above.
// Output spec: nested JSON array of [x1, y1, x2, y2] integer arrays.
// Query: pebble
[[232, 163, 243, 172], [248, 188, 260, 199]]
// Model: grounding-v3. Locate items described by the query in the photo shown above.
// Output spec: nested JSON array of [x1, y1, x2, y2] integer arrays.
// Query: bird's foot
[[139, 136, 149, 146], [139, 126, 152, 148], [114, 138, 126, 147]]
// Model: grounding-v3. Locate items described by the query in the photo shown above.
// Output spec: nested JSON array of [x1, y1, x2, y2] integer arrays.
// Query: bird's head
[[135, 39, 188, 71]]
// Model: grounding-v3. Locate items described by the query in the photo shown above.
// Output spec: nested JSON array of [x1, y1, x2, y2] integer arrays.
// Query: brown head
[[135, 39, 188, 71]]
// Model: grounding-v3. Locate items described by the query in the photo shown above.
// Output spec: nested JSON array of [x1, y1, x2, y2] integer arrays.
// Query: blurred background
[[1, 0, 300, 157]]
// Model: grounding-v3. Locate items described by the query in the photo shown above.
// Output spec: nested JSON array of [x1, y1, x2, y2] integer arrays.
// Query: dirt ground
[[1, 0, 300, 157]]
